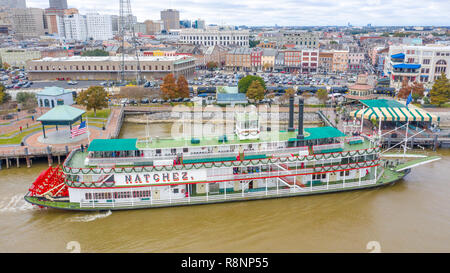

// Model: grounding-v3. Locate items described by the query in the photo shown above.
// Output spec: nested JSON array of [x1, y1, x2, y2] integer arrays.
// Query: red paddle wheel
[[28, 166, 68, 198]]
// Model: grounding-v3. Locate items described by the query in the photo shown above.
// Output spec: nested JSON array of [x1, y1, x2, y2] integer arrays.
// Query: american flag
[[71, 121, 87, 138]]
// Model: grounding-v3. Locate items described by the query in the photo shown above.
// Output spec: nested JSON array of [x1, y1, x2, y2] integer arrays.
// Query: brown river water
[[0, 122, 449, 253]]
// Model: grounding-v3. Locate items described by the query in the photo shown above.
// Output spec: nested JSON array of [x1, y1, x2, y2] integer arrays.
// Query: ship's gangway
[[275, 163, 305, 189]]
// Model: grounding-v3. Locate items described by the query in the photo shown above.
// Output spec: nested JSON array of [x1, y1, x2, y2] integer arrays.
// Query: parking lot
[[1, 67, 382, 107], [189, 70, 362, 88]]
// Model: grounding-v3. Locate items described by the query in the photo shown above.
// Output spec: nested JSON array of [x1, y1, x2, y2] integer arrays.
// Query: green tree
[[317, 88, 328, 104], [206, 61, 218, 71], [0, 83, 5, 104], [429, 72, 450, 107], [76, 86, 108, 116], [411, 82, 425, 103], [249, 40, 260, 48], [280, 88, 295, 104], [397, 77, 411, 99], [0, 83, 11, 104], [161, 73, 178, 100], [16, 92, 37, 109], [238, 75, 266, 94], [16, 92, 36, 104], [176, 75, 189, 98], [81, 49, 109, 56], [2, 62, 10, 70], [246, 80, 265, 103]]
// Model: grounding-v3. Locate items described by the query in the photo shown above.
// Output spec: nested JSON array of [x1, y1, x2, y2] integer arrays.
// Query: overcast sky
[[26, 0, 450, 26]]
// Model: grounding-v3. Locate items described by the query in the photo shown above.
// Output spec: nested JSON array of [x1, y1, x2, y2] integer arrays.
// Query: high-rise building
[[180, 29, 249, 47], [111, 15, 119, 35], [144, 20, 163, 35], [86, 12, 113, 40], [193, 19, 205, 29], [133, 22, 146, 34], [279, 30, 319, 49], [0, 0, 26, 9], [49, 0, 68, 10], [384, 44, 450, 88], [45, 8, 65, 35], [179, 20, 191, 29], [63, 13, 87, 41], [160, 9, 179, 31], [11, 8, 45, 39], [64, 8, 78, 15]]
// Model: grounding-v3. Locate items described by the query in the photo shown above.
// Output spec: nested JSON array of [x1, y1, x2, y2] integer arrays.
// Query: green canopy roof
[[37, 86, 73, 96], [360, 99, 405, 108], [88, 138, 138, 152], [37, 105, 86, 125], [303, 126, 346, 140]]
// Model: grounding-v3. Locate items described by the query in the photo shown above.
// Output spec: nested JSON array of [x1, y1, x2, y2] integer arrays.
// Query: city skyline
[[20, 0, 450, 27]]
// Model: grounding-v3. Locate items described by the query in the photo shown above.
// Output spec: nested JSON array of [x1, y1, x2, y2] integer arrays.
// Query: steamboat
[[24, 98, 440, 211]]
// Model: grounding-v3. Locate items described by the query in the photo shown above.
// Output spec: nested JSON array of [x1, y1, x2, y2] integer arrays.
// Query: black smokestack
[[297, 98, 304, 142], [288, 96, 295, 132]]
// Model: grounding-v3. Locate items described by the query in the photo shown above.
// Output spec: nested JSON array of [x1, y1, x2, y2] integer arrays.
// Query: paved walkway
[[0, 107, 123, 158], [0, 108, 49, 134]]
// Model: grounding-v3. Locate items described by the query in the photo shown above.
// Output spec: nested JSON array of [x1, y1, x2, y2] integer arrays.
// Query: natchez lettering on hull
[[117, 170, 207, 186]]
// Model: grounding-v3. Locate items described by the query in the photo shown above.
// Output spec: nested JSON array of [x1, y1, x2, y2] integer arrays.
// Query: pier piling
[[46, 146, 53, 166], [433, 135, 438, 151], [24, 147, 31, 168]]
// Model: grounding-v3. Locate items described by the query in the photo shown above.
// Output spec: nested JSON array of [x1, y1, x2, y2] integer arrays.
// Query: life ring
[[181, 189, 185, 193]]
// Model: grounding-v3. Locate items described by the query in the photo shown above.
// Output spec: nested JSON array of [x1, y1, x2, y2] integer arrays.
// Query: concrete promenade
[[0, 107, 123, 169]]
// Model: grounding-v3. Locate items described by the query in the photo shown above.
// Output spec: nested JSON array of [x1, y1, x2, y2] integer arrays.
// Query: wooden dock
[[380, 135, 450, 151], [0, 145, 81, 169]]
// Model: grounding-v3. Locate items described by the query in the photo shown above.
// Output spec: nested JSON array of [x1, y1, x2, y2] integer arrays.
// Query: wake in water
[[0, 194, 35, 213], [68, 210, 112, 222]]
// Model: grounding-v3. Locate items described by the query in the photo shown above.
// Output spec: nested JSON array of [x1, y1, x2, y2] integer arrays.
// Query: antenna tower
[[119, 0, 142, 84]]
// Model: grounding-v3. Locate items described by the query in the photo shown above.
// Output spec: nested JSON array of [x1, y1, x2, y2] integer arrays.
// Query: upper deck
[[63, 126, 375, 170], [136, 126, 347, 149]]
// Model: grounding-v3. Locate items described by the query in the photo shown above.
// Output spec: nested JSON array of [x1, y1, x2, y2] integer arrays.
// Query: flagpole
[[86, 117, 91, 144]]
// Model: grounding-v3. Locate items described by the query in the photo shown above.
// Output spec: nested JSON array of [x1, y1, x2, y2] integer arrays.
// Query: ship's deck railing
[[312, 142, 344, 154], [86, 156, 153, 166], [84, 146, 311, 167], [345, 136, 365, 144], [64, 145, 380, 173], [138, 139, 294, 157], [205, 159, 379, 183], [78, 177, 379, 209]]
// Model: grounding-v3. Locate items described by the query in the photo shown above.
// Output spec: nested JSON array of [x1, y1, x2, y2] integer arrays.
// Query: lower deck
[[24, 167, 407, 211]]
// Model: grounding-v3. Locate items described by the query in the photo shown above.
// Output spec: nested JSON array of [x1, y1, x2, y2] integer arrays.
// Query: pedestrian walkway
[[0, 107, 124, 162]]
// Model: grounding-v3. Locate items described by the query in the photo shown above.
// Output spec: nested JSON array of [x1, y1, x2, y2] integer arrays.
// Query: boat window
[[183, 148, 188, 153], [156, 149, 161, 154]]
